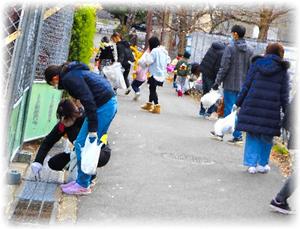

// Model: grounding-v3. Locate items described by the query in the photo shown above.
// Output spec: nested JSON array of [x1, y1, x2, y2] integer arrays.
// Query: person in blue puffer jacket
[[233, 43, 290, 174], [44, 61, 117, 195]]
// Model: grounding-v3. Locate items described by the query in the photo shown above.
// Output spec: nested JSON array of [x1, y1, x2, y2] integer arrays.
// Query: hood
[[256, 54, 290, 76], [251, 55, 264, 63], [118, 40, 130, 48], [58, 61, 90, 89], [234, 39, 248, 52], [212, 41, 226, 50]]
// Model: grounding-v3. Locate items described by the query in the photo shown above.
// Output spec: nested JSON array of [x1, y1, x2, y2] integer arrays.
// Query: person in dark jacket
[[234, 43, 290, 174], [211, 25, 253, 144], [111, 32, 134, 95], [198, 41, 226, 117], [30, 99, 111, 185], [95, 36, 115, 73], [44, 61, 117, 195]]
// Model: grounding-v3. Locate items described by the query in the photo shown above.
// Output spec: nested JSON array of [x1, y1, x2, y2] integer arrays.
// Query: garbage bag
[[103, 62, 126, 89], [201, 89, 222, 110], [81, 137, 102, 175], [214, 110, 237, 136]]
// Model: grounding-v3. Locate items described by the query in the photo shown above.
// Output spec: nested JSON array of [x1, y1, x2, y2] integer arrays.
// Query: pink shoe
[[60, 180, 76, 189], [62, 182, 92, 195], [177, 90, 183, 97]]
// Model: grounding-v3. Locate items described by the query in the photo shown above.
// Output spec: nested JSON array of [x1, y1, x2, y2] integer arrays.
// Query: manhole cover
[[161, 152, 215, 165]]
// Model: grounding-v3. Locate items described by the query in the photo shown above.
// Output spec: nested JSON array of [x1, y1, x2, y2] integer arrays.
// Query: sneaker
[[125, 89, 131, 95], [62, 182, 92, 195], [227, 137, 243, 145], [247, 166, 257, 174], [210, 131, 223, 141], [270, 198, 292, 214], [60, 180, 76, 189], [257, 164, 271, 173], [133, 92, 140, 101], [177, 90, 183, 97]]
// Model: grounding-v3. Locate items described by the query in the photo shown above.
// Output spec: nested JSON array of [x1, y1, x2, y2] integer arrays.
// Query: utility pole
[[144, 10, 153, 50]]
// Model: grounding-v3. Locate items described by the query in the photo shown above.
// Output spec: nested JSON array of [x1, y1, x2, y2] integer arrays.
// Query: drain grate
[[161, 152, 216, 165], [11, 199, 54, 224]]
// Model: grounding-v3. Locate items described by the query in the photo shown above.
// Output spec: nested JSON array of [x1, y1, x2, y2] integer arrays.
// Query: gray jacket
[[215, 39, 253, 92]]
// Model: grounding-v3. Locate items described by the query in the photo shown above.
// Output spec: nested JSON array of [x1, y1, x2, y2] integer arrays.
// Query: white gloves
[[232, 104, 239, 112], [31, 162, 42, 177]]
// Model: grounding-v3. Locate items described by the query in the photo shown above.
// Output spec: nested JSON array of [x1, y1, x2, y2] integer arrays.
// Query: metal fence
[[189, 32, 297, 79], [4, 5, 74, 159]]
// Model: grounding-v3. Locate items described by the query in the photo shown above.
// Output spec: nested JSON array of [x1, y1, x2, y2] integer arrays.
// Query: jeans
[[224, 90, 242, 139], [131, 80, 144, 93], [243, 132, 273, 167], [74, 96, 117, 188]]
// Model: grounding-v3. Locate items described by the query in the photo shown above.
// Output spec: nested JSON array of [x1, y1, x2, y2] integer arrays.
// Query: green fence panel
[[8, 91, 28, 158], [23, 82, 62, 141]]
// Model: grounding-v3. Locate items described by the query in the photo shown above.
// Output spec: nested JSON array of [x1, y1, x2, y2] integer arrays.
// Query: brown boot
[[149, 104, 160, 114], [141, 102, 153, 111]]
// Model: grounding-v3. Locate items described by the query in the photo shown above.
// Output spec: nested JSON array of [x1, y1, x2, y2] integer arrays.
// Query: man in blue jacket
[[211, 25, 253, 144], [44, 61, 117, 195]]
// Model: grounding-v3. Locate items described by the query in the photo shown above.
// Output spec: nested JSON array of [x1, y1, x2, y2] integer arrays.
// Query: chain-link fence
[[189, 32, 297, 79], [35, 6, 74, 80], [4, 5, 75, 158]]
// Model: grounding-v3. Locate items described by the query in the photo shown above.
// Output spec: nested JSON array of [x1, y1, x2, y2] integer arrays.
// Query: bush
[[68, 7, 96, 65]]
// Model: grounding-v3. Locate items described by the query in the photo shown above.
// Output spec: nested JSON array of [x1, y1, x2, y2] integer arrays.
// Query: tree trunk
[[257, 9, 273, 42], [177, 9, 187, 55], [145, 10, 153, 50]]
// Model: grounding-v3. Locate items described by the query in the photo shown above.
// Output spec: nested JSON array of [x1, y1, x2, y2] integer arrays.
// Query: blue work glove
[[88, 132, 97, 143]]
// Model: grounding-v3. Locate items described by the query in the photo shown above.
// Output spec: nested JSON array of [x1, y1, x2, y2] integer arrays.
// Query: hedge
[[68, 7, 96, 65]]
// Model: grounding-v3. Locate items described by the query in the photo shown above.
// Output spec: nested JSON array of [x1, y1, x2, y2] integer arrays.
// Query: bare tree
[[227, 5, 292, 41]]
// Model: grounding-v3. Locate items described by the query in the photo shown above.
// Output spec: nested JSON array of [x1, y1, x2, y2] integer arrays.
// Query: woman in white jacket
[[141, 36, 170, 114]]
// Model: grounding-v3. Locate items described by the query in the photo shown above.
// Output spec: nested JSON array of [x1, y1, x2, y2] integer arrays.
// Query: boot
[[141, 102, 153, 111], [149, 104, 160, 114]]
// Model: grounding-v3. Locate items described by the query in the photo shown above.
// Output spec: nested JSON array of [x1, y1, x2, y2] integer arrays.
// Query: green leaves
[[68, 7, 96, 65]]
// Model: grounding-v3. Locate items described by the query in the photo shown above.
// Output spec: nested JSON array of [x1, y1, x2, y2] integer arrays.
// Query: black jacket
[[58, 62, 115, 132], [199, 41, 226, 81], [116, 40, 134, 69], [34, 117, 84, 164]]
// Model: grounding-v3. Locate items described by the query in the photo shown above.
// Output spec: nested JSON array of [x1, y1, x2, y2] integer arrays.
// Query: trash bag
[[201, 89, 222, 110], [81, 137, 103, 175], [103, 62, 126, 89], [214, 110, 237, 136]]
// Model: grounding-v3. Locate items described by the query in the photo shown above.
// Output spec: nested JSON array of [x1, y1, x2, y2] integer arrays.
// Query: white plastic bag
[[214, 111, 237, 136], [103, 62, 126, 89], [201, 89, 222, 110], [81, 137, 102, 175]]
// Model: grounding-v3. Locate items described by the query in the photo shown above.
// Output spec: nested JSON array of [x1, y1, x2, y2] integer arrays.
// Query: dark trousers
[[148, 76, 163, 104], [131, 80, 144, 93], [276, 175, 296, 203], [123, 67, 130, 89]]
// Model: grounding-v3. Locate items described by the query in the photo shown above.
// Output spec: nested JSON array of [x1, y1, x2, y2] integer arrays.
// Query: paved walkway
[[76, 81, 295, 225]]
